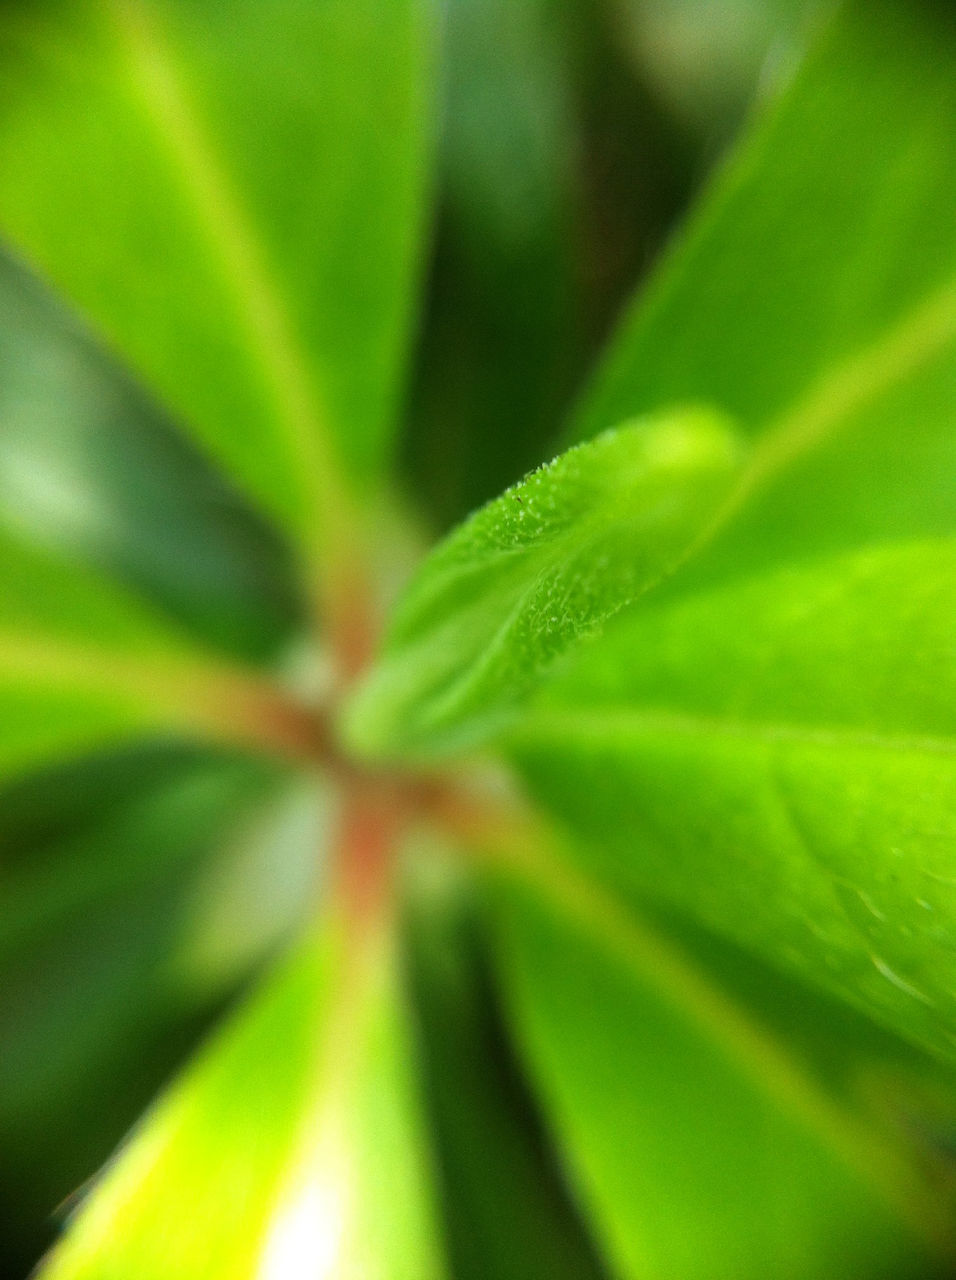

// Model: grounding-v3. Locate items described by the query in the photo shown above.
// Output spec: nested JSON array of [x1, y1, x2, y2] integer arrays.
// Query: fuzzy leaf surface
[[348, 408, 744, 756]]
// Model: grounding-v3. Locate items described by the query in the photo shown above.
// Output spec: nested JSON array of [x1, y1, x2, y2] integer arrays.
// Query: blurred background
[[0, 0, 832, 1274], [402, 0, 824, 532]]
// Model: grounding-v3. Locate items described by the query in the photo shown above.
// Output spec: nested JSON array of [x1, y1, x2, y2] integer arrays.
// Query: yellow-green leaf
[[574, 0, 956, 590], [38, 911, 444, 1280]]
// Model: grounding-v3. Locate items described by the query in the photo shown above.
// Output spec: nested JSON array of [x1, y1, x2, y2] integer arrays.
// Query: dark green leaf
[[403, 0, 585, 531], [0, 248, 301, 662]]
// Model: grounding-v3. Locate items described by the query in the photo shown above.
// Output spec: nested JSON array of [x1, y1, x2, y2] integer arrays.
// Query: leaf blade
[[489, 862, 950, 1279], [348, 407, 745, 757], [0, 0, 434, 554], [572, 0, 956, 587], [509, 539, 956, 1059], [0, 247, 302, 662], [0, 524, 313, 777], [38, 911, 444, 1280]]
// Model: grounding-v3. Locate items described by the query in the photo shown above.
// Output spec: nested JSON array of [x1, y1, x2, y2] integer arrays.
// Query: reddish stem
[[334, 777, 412, 923]]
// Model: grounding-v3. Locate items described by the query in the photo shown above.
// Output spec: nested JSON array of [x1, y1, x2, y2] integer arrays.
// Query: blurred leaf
[[0, 745, 279, 954], [610, 0, 823, 145], [402, 0, 585, 530], [348, 408, 744, 756], [574, 0, 956, 592], [0, 522, 304, 778], [403, 848, 608, 1280], [490, 867, 950, 1280], [0, 248, 301, 662], [173, 773, 331, 991], [509, 539, 956, 1059], [37, 911, 443, 1280], [0, 744, 280, 1273], [0, 0, 433, 549]]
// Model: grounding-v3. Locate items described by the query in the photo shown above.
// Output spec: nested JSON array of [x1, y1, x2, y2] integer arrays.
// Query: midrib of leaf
[[102, 0, 358, 597], [251, 929, 363, 1276], [512, 707, 956, 759], [677, 276, 956, 572], [491, 826, 955, 1255], [0, 628, 319, 761], [253, 916, 432, 1279]]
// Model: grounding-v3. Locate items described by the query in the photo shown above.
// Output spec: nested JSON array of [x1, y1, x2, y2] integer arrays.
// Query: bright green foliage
[[348, 409, 744, 756], [509, 539, 956, 1059], [40, 913, 442, 1280], [0, 0, 954, 1276], [0, 0, 432, 541], [492, 876, 937, 1280], [574, 0, 956, 588]]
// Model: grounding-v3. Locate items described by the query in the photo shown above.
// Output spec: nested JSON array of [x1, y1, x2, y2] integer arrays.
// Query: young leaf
[[509, 539, 956, 1060], [0, 0, 433, 554], [0, 526, 311, 776], [347, 407, 744, 757], [573, 0, 956, 590], [490, 869, 949, 1280], [37, 912, 443, 1280]]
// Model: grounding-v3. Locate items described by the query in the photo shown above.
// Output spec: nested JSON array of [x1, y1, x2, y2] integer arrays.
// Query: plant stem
[[0, 631, 328, 765]]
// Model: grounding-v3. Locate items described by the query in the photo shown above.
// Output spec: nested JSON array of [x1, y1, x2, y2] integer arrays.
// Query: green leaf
[[403, 0, 586, 533], [0, 248, 302, 663], [38, 910, 444, 1280], [573, 0, 956, 590], [0, 0, 433, 553], [490, 866, 950, 1280], [403, 849, 607, 1280], [348, 407, 745, 757], [0, 745, 278, 956], [509, 539, 956, 1059], [0, 745, 281, 1251], [0, 523, 305, 777]]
